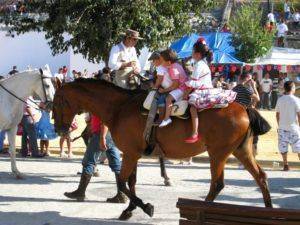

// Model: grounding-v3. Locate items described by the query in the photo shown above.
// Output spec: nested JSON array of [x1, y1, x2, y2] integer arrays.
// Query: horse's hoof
[[119, 210, 132, 221], [164, 179, 172, 186], [15, 173, 24, 179], [144, 203, 154, 217]]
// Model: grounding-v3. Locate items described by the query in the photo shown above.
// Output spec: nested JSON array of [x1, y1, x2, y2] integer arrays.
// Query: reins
[[0, 83, 41, 110], [0, 72, 52, 111]]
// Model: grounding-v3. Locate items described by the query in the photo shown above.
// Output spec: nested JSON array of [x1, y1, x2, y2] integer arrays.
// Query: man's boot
[[106, 173, 128, 203], [64, 172, 92, 201]]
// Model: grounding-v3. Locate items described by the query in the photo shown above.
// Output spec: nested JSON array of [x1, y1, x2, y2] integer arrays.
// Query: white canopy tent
[[254, 47, 300, 66]]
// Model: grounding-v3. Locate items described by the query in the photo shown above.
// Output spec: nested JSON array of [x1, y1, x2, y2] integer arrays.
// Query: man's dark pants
[[261, 92, 271, 110], [82, 131, 121, 175], [21, 115, 39, 156], [271, 91, 278, 109]]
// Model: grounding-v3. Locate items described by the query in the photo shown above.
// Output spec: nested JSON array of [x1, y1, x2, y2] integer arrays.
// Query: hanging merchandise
[[277, 65, 282, 71], [266, 65, 272, 72], [245, 65, 251, 71], [230, 65, 237, 72], [210, 65, 216, 72], [256, 65, 262, 70], [218, 65, 224, 72]]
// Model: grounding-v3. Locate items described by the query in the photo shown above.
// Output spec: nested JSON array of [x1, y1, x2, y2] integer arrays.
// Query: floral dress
[[186, 60, 236, 109]]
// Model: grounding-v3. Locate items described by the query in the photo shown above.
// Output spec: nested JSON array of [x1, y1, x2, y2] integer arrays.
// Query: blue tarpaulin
[[170, 32, 243, 64]]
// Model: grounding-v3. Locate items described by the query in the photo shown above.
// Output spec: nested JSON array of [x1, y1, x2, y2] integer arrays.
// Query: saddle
[[143, 91, 189, 117]]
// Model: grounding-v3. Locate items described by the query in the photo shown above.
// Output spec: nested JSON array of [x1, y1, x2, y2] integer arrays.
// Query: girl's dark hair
[[284, 81, 294, 93], [193, 41, 213, 64], [160, 48, 178, 63]]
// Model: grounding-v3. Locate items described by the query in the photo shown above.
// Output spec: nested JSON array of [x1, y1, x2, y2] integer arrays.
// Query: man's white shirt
[[108, 42, 141, 72], [276, 95, 300, 132], [277, 23, 288, 37], [268, 13, 275, 22]]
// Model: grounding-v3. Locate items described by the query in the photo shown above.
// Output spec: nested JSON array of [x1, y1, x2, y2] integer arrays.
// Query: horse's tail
[[246, 108, 271, 136]]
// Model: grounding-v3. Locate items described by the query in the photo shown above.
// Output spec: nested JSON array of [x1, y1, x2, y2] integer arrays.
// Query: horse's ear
[[39, 68, 43, 75]]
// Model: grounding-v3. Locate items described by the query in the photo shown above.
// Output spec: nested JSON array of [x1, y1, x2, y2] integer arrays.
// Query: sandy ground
[[0, 158, 300, 225], [8, 110, 299, 163]]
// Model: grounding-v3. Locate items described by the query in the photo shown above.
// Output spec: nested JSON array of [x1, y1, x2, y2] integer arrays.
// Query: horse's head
[[52, 86, 79, 136], [33, 65, 55, 110]]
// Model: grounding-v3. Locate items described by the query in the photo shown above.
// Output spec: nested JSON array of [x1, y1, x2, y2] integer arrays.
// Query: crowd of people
[[211, 71, 292, 111], [266, 0, 300, 47]]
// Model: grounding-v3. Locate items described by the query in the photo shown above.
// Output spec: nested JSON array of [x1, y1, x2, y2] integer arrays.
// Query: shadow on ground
[[0, 211, 149, 225]]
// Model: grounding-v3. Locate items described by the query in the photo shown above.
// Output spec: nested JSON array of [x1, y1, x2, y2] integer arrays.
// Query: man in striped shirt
[[232, 73, 260, 108], [233, 73, 261, 164]]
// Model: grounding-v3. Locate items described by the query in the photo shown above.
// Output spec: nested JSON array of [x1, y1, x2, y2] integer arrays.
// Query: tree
[[229, 3, 275, 63], [0, 0, 216, 63]]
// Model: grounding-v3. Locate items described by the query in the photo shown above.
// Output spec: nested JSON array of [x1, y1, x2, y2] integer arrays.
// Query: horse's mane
[[0, 70, 38, 84], [72, 78, 147, 96]]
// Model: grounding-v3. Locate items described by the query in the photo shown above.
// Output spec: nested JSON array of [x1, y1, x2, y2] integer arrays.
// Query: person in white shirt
[[108, 29, 142, 89], [276, 19, 289, 47], [284, 0, 291, 20], [276, 81, 300, 171], [292, 10, 300, 28], [260, 73, 273, 110], [267, 11, 275, 23]]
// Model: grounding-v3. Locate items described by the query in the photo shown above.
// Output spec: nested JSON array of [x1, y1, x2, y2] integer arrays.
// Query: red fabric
[[90, 115, 102, 133], [218, 65, 224, 72], [245, 65, 251, 71], [62, 67, 68, 75], [277, 65, 282, 71], [230, 65, 237, 72]]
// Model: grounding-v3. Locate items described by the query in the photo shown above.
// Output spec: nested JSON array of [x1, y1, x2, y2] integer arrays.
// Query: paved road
[[0, 156, 300, 225]]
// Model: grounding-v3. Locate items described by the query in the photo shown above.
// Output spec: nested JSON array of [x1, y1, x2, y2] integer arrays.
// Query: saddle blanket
[[189, 88, 236, 110]]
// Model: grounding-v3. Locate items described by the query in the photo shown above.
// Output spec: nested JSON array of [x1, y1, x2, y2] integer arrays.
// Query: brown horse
[[53, 79, 272, 220]]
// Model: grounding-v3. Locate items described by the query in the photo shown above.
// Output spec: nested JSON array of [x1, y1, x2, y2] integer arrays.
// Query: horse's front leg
[[7, 127, 23, 179], [118, 155, 154, 220]]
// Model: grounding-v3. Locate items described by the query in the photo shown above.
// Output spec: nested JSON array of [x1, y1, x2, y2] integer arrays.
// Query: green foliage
[[0, 0, 216, 63], [229, 3, 275, 63], [273, 1, 300, 13]]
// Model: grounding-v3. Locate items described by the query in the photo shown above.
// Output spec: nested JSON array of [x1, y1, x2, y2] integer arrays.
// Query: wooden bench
[[177, 198, 300, 225]]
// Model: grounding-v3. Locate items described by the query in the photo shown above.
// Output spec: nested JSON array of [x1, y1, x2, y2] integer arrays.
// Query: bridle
[[53, 93, 74, 135], [39, 68, 53, 108], [0, 69, 52, 111]]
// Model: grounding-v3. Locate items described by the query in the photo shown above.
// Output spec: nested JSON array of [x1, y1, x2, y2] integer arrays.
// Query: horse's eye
[[45, 84, 50, 88]]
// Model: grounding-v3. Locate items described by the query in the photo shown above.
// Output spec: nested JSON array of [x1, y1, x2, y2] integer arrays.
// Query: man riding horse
[[108, 29, 143, 90], [63, 29, 144, 204]]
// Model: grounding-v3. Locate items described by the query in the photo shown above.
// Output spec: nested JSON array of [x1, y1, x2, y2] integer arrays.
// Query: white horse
[[0, 66, 55, 179]]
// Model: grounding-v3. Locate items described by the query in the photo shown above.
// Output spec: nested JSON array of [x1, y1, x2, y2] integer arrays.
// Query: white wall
[[0, 31, 69, 75]]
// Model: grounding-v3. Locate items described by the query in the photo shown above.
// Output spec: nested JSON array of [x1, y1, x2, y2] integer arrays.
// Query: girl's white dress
[[186, 60, 236, 109]]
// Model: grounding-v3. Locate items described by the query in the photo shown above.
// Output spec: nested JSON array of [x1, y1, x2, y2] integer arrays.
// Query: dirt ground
[[10, 110, 299, 163]]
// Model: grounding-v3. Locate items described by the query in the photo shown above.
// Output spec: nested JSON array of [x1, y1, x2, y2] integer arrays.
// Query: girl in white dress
[[184, 40, 213, 143], [184, 40, 236, 143]]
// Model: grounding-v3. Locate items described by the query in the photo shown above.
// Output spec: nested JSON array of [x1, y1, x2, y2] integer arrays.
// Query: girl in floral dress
[[184, 40, 236, 143]]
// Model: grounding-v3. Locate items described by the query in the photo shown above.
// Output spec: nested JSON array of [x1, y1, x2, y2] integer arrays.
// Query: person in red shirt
[[64, 115, 126, 203]]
